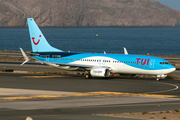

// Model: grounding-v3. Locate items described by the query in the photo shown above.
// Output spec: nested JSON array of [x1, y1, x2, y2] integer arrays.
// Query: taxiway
[[0, 72, 180, 120]]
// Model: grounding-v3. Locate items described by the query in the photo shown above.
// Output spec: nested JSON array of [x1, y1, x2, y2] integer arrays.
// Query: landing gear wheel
[[85, 72, 92, 79], [85, 74, 90, 79], [85, 74, 92, 79], [156, 77, 160, 81], [85, 71, 92, 79]]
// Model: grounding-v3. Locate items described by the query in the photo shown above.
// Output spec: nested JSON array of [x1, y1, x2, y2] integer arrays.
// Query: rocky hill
[[0, 0, 180, 27]]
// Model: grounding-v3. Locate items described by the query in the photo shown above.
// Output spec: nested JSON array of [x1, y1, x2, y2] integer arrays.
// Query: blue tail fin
[[27, 18, 63, 52]]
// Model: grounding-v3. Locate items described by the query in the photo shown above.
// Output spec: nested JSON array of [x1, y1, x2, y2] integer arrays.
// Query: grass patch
[[142, 111, 149, 115], [0, 50, 19, 53], [167, 74, 180, 80], [174, 109, 180, 112], [0, 50, 31, 53], [150, 116, 155, 119], [154, 55, 180, 58], [162, 116, 166, 119], [0, 56, 24, 61]]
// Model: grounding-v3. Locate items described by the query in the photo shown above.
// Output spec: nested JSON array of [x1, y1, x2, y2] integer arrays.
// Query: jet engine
[[90, 67, 110, 77]]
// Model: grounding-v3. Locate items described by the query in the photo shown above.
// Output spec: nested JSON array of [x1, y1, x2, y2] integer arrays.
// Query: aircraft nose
[[172, 67, 176, 72], [167, 66, 176, 73]]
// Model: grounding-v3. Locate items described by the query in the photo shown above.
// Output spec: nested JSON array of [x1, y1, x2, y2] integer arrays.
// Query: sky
[[154, 0, 180, 10]]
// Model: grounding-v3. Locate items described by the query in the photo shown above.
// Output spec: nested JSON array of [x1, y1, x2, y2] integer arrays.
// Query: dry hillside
[[0, 0, 180, 27]]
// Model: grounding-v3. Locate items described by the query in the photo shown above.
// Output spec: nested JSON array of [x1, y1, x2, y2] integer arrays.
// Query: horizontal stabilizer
[[20, 48, 30, 66]]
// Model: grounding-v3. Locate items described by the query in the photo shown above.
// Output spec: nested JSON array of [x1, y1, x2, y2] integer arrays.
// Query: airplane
[[20, 18, 176, 81]]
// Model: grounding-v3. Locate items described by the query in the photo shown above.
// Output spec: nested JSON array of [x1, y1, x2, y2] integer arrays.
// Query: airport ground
[[0, 52, 180, 120]]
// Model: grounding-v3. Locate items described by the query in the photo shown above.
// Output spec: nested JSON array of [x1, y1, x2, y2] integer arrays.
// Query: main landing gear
[[85, 71, 92, 79]]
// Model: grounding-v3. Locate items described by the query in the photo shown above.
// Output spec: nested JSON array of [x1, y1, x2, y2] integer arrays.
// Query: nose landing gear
[[156, 75, 166, 81], [156, 77, 160, 81]]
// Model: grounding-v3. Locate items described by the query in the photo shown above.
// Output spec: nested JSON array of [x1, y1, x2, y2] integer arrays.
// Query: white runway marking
[[0, 88, 80, 96], [145, 82, 179, 94]]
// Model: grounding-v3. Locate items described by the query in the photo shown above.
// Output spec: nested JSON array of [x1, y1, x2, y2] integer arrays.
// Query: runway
[[0, 52, 180, 119], [0, 73, 180, 120]]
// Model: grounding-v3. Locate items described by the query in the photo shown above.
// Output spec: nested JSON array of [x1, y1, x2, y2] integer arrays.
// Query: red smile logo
[[32, 35, 41, 45]]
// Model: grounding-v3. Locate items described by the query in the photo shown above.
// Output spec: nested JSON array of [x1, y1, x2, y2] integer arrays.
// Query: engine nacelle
[[90, 67, 110, 77]]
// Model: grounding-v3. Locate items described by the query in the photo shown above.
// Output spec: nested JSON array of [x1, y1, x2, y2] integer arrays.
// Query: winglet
[[123, 47, 128, 55], [20, 48, 29, 66]]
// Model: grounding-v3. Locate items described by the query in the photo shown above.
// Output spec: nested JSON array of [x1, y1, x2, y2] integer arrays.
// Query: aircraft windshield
[[160, 62, 169, 65]]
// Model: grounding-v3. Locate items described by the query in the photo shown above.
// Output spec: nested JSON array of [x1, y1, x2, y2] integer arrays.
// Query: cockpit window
[[160, 62, 169, 65]]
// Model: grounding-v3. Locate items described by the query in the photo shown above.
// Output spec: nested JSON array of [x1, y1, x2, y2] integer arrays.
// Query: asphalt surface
[[0, 73, 180, 120], [0, 53, 180, 120]]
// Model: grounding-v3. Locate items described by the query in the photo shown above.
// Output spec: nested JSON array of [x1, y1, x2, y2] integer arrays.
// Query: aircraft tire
[[85, 74, 92, 79], [156, 78, 160, 81], [85, 74, 89, 79]]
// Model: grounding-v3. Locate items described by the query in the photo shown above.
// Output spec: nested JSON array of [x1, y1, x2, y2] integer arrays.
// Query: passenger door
[[150, 59, 155, 69]]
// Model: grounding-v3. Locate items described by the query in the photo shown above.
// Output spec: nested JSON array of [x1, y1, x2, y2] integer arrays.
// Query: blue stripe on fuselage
[[31, 52, 174, 70]]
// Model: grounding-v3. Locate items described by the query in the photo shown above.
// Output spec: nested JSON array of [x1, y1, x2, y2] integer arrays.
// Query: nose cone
[[167, 65, 176, 74], [169, 67, 176, 72]]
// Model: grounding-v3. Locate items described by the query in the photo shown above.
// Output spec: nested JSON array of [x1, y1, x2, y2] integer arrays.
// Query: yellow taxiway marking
[[22, 76, 66, 78], [87, 91, 177, 98], [0, 91, 177, 101]]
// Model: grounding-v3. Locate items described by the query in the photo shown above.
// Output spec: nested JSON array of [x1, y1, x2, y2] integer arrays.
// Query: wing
[[36, 61, 95, 71], [36, 61, 112, 71]]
